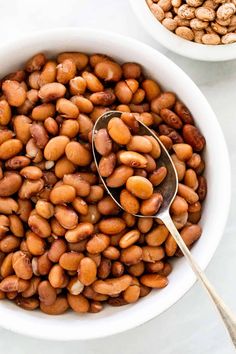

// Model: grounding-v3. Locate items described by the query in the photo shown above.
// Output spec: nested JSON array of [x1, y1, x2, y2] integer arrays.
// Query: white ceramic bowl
[[129, 0, 236, 61], [0, 28, 230, 340]]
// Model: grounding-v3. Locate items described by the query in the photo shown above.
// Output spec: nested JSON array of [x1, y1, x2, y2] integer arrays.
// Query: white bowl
[[0, 28, 231, 340], [129, 0, 236, 61]]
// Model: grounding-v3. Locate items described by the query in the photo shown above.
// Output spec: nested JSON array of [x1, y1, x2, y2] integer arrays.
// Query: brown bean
[[71, 197, 88, 216], [44, 136, 69, 161], [58, 52, 88, 70], [82, 71, 104, 92], [180, 224, 202, 247], [97, 196, 120, 216], [0, 100, 11, 126], [71, 95, 93, 114], [65, 141, 92, 166], [146, 261, 164, 273], [28, 214, 51, 238], [0, 172, 22, 197], [48, 239, 67, 263], [65, 222, 94, 243], [140, 274, 168, 288], [140, 193, 163, 216], [142, 246, 165, 262], [69, 76, 86, 95], [127, 135, 153, 153], [78, 257, 97, 286], [63, 173, 90, 197], [38, 82, 66, 102], [59, 252, 83, 271], [126, 176, 153, 200], [197, 176, 207, 201], [122, 63, 141, 79], [44, 117, 58, 135], [119, 230, 140, 249], [149, 166, 167, 186], [16, 296, 39, 310], [86, 233, 110, 254], [37, 252, 52, 275], [0, 139, 23, 160], [138, 217, 153, 233], [0, 275, 29, 292], [120, 245, 143, 265], [0, 236, 21, 253], [38, 280, 57, 306], [59, 119, 80, 138], [123, 284, 140, 303], [18, 179, 44, 199], [32, 103, 56, 121], [151, 92, 176, 114], [0, 253, 13, 278], [8, 215, 24, 237], [120, 189, 140, 215], [111, 261, 125, 277], [0, 197, 18, 214], [94, 60, 122, 81], [90, 89, 116, 106], [80, 205, 101, 224], [35, 200, 54, 219], [107, 117, 131, 145], [56, 59, 76, 84], [173, 143, 193, 161], [50, 184, 76, 204], [13, 115, 32, 144], [184, 169, 199, 190], [2, 80, 26, 107], [98, 153, 116, 177], [48, 264, 66, 288], [165, 234, 177, 256], [12, 251, 32, 280], [40, 296, 68, 315], [99, 218, 126, 235], [178, 183, 199, 204], [170, 195, 188, 215], [67, 293, 89, 313], [94, 128, 112, 157], [183, 124, 206, 152], [106, 165, 134, 188], [118, 151, 147, 169], [25, 53, 46, 72], [115, 81, 133, 104], [67, 277, 84, 295], [26, 232, 45, 256], [93, 275, 132, 295], [19, 166, 42, 180], [146, 225, 169, 246], [56, 98, 79, 119], [0, 129, 14, 145]]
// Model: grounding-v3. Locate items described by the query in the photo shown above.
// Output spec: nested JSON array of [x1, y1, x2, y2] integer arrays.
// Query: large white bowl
[[129, 0, 236, 61], [0, 28, 231, 340]]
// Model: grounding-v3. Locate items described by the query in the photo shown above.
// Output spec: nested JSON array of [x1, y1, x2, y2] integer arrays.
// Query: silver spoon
[[92, 110, 236, 347]]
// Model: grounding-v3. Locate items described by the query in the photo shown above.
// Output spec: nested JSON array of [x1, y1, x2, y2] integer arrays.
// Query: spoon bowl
[[92, 110, 178, 218]]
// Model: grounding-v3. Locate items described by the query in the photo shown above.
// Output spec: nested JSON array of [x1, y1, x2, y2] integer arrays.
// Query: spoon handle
[[161, 212, 236, 347]]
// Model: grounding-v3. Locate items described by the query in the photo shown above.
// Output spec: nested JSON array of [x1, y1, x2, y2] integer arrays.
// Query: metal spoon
[[92, 110, 236, 346]]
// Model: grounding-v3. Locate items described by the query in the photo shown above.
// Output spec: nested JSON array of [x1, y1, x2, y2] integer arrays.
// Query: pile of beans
[[147, 0, 236, 44], [0, 52, 207, 315], [94, 113, 167, 216]]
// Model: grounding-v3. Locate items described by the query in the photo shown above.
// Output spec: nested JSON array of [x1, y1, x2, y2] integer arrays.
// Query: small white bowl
[[129, 0, 236, 61], [0, 28, 231, 340]]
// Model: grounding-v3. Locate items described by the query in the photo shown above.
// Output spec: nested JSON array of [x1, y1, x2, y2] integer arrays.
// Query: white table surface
[[0, 0, 236, 353]]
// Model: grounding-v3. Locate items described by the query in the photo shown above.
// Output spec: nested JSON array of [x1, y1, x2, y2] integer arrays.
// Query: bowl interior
[[129, 0, 236, 62], [0, 28, 231, 340]]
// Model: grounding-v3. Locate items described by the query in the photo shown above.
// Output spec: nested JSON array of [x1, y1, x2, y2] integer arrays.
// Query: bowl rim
[[129, 0, 236, 62], [0, 27, 231, 341]]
